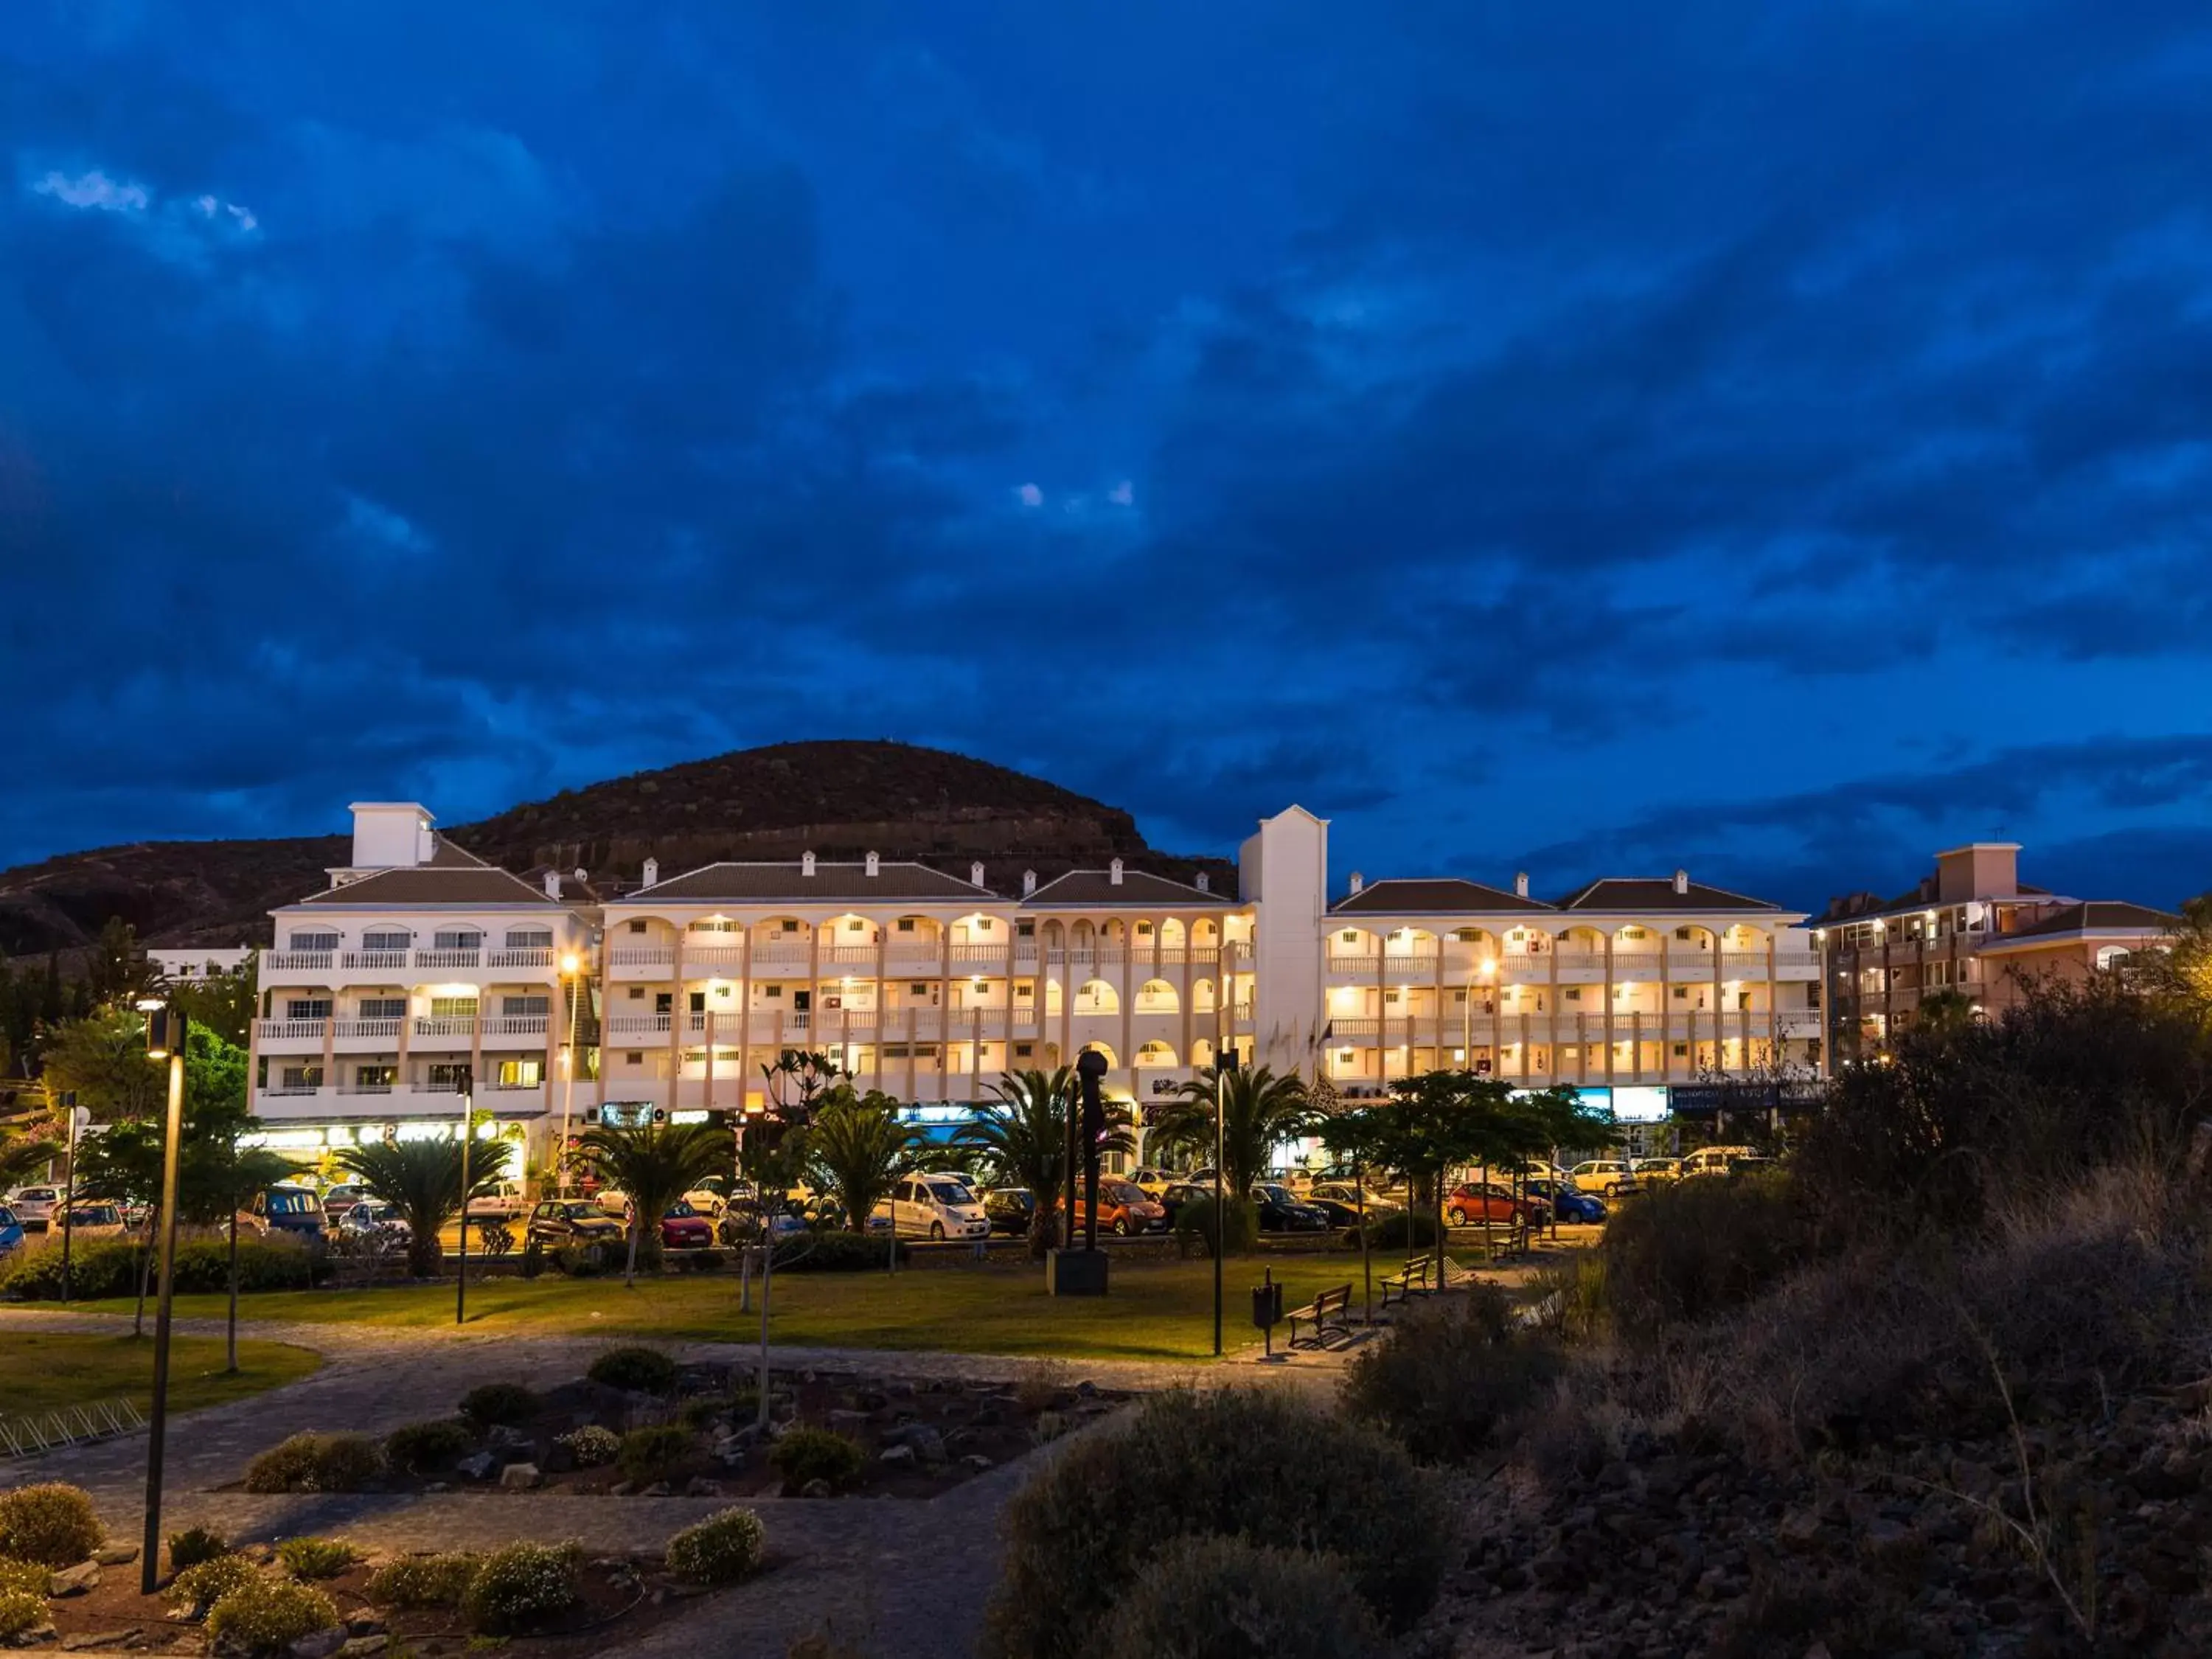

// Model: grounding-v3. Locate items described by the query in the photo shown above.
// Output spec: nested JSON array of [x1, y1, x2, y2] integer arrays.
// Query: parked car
[[1062, 1177, 1168, 1237], [594, 1186, 631, 1217], [60, 1202, 127, 1240], [869, 1174, 990, 1241], [717, 1205, 806, 1245], [466, 1179, 529, 1220], [1444, 1182, 1549, 1228], [1156, 1181, 1211, 1222], [5, 1186, 60, 1231], [526, 1199, 625, 1258], [1307, 1180, 1400, 1213], [335, 1200, 410, 1244], [1569, 1160, 1639, 1197], [1124, 1168, 1178, 1200], [655, 1200, 714, 1251], [1630, 1158, 1683, 1183], [1680, 1145, 1765, 1178], [319, 1183, 369, 1221], [0, 1204, 24, 1258], [1523, 1178, 1607, 1224], [1300, 1186, 1399, 1228], [684, 1177, 747, 1217], [1249, 1183, 1330, 1233], [251, 1186, 326, 1240], [982, 1187, 1037, 1236]]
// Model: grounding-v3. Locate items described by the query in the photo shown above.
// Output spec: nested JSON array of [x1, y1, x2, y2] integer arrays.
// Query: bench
[[1380, 1253, 1436, 1309], [1286, 1283, 1354, 1349]]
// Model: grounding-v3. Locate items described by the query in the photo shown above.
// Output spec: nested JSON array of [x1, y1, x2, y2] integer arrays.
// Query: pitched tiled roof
[[1330, 877, 1554, 916], [1021, 870, 1232, 907], [1554, 878, 1781, 912], [1985, 900, 2179, 944], [626, 861, 993, 903], [426, 836, 489, 868], [296, 866, 564, 907]]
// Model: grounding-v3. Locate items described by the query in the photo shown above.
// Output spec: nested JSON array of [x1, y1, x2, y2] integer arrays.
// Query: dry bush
[[1012, 1361, 1069, 1415], [1341, 1285, 1560, 1464], [1601, 1170, 1810, 1342], [1100, 1535, 1385, 1657]]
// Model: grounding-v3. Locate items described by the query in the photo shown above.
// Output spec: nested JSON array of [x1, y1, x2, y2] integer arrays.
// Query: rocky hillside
[[0, 740, 1234, 956]]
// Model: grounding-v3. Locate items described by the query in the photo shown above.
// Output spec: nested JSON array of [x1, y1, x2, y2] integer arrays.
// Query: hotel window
[[507, 928, 554, 947], [897, 918, 916, 933], [975, 919, 995, 933], [280, 1065, 323, 1089], [1455, 928, 1478, 942], [688, 919, 737, 933], [503, 995, 550, 1018], [363, 930, 410, 951], [431, 996, 479, 1018], [1015, 981, 1034, 1001], [1135, 922, 1152, 936], [782, 919, 800, 933], [353, 1065, 394, 1091], [911, 982, 930, 995], [846, 919, 866, 933], [1383, 990, 1400, 1005], [288, 931, 338, 952], [498, 1059, 543, 1088], [1018, 920, 1035, 936], [763, 985, 783, 998], [1014, 1043, 1034, 1060], [1672, 1043, 1688, 1057], [1737, 992, 1752, 1010], [628, 919, 647, 933], [358, 997, 405, 1020], [427, 1063, 470, 1091], [434, 930, 482, 950], [625, 1052, 642, 1065], [628, 987, 645, 1000], [1672, 987, 1689, 1000], [286, 998, 332, 1020], [1340, 930, 1359, 944]]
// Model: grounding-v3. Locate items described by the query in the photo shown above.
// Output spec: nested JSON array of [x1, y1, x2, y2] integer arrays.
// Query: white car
[[465, 1180, 529, 1220], [5, 1186, 61, 1231], [869, 1174, 990, 1241]]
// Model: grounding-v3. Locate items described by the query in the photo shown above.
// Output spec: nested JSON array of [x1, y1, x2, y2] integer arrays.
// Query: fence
[[0, 1397, 146, 1458]]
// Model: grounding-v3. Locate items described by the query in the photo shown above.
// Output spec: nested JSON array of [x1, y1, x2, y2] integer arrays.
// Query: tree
[[577, 1120, 735, 1284], [1318, 1104, 1393, 1322], [333, 1136, 515, 1279], [1151, 1063, 1313, 1199], [85, 918, 153, 1009], [39, 1010, 164, 1121], [0, 1121, 60, 1190], [1367, 1071, 1531, 1267], [805, 1087, 918, 1233], [958, 1068, 1082, 1259], [167, 956, 257, 1050]]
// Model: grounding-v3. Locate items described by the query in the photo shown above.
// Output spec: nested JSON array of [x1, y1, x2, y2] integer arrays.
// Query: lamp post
[[1213, 1046, 1237, 1357], [136, 1001, 187, 1596], [557, 953, 583, 1195], [57, 1091, 82, 1304], [454, 1066, 475, 1326]]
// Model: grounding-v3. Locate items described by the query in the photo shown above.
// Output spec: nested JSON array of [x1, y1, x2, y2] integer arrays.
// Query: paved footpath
[[0, 1309, 1360, 1658]]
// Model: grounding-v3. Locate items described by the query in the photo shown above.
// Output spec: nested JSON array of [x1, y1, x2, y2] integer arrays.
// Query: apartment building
[[244, 800, 1824, 1170], [148, 946, 254, 982], [1815, 842, 2177, 1063]]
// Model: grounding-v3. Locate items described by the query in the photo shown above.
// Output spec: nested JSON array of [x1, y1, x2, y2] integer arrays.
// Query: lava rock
[[455, 1451, 499, 1482], [49, 1562, 100, 1597], [498, 1462, 542, 1490]]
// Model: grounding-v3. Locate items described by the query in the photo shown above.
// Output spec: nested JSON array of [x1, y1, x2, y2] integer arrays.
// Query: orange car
[[1060, 1177, 1169, 1236]]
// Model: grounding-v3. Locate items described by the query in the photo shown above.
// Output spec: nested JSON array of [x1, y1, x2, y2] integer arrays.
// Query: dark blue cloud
[[2, 0, 2210, 912]]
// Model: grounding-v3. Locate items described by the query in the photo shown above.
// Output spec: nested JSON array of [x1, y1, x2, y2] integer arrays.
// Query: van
[[251, 1185, 325, 1239], [1680, 1145, 1763, 1178], [869, 1173, 990, 1241]]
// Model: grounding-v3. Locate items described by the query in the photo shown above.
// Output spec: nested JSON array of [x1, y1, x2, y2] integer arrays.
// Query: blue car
[[0, 1204, 24, 1259], [1524, 1179, 1607, 1224]]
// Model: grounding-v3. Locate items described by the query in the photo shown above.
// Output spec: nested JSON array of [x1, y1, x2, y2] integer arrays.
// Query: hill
[[0, 740, 1236, 957]]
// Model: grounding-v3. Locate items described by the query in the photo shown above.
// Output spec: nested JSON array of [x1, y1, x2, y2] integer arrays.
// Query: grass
[[55, 1257, 1394, 1360], [0, 1332, 321, 1420]]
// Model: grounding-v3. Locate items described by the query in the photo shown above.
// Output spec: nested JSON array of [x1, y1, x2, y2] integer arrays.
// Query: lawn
[[58, 1256, 1397, 1360], [0, 1332, 322, 1421]]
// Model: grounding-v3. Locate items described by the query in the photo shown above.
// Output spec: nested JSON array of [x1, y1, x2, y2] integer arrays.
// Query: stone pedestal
[[1046, 1248, 1109, 1296]]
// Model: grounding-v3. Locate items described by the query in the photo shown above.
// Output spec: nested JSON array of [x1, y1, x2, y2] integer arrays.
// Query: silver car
[[4, 1186, 61, 1231]]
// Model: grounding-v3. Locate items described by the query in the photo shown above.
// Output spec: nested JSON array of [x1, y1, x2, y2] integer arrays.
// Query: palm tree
[[959, 1068, 1134, 1259], [1150, 1063, 1313, 1200], [0, 1127, 59, 1192], [333, 1137, 514, 1279], [805, 1089, 917, 1234], [577, 1120, 734, 1284]]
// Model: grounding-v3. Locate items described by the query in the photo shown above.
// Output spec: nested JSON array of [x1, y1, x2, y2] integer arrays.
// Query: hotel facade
[[244, 801, 1828, 1168]]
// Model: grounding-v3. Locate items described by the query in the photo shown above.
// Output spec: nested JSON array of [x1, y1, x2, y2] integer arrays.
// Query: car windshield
[[665, 1201, 696, 1217], [1254, 1185, 1293, 1203], [558, 1203, 599, 1220], [74, 1207, 118, 1223], [0, 1207, 17, 1226], [1099, 1181, 1142, 1202], [268, 1191, 320, 1214], [927, 1180, 975, 1206]]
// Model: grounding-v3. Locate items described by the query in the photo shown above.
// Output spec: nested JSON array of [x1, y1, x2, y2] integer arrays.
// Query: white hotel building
[[246, 802, 1823, 1166]]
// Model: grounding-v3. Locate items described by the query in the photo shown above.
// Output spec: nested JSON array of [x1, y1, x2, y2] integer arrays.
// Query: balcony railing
[[341, 950, 408, 970], [750, 945, 810, 970], [414, 949, 482, 970], [681, 945, 745, 973], [611, 945, 675, 967], [334, 1018, 401, 1040], [822, 945, 877, 966], [255, 1019, 327, 1041], [606, 1012, 672, 1035], [413, 1016, 476, 1039], [481, 1015, 548, 1038], [489, 947, 553, 968], [267, 951, 333, 972]]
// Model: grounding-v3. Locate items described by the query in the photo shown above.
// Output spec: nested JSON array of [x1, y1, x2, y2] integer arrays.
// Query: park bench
[[1286, 1283, 1354, 1349], [1380, 1253, 1436, 1309]]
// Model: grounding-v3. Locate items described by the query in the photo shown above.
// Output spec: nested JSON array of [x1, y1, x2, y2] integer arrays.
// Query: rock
[[880, 1444, 917, 1467], [800, 1478, 832, 1498], [1777, 1510, 1824, 1549], [541, 1441, 576, 1474], [455, 1451, 499, 1482], [640, 1481, 672, 1498], [336, 1639, 390, 1659], [498, 1461, 542, 1490], [960, 1453, 995, 1472], [1074, 1380, 1098, 1398], [683, 1478, 723, 1498], [609, 1481, 636, 1497], [92, 1544, 139, 1567], [486, 1424, 532, 1451], [287, 1630, 347, 1659], [342, 1614, 386, 1637], [49, 1562, 100, 1596], [60, 1633, 134, 1651]]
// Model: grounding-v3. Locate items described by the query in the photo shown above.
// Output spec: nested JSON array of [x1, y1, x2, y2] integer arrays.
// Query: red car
[[656, 1200, 714, 1250], [1444, 1182, 1549, 1228]]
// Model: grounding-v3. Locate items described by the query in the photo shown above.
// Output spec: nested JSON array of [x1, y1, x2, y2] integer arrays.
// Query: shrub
[[664, 1507, 767, 1585], [616, 1425, 694, 1484], [772, 1231, 904, 1272], [0, 1589, 43, 1642], [767, 1427, 866, 1494], [167, 1551, 259, 1610], [1342, 1288, 1561, 1464], [0, 1237, 315, 1301], [167, 1526, 229, 1571], [275, 1537, 357, 1579], [458, 1382, 540, 1428], [204, 1576, 338, 1655], [0, 1558, 47, 1598], [519, 1238, 545, 1279], [366, 1551, 482, 1610], [981, 1388, 1446, 1657], [550, 1242, 606, 1277], [458, 1540, 581, 1634], [383, 1419, 476, 1473], [0, 1482, 102, 1566], [0, 1239, 136, 1301], [1100, 1535, 1385, 1658], [1603, 1169, 1809, 1340], [677, 1247, 726, 1273], [587, 1346, 678, 1394], [1169, 1194, 1259, 1259], [243, 1432, 383, 1494], [1349, 1209, 1439, 1251], [679, 1397, 728, 1432], [554, 1425, 619, 1467]]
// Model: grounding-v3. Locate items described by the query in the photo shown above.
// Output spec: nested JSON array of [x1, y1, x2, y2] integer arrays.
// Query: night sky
[[5, 3, 2211, 911]]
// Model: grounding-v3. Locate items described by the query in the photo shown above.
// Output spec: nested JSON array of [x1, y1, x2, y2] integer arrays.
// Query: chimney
[[801, 851, 816, 877], [1195, 872, 1209, 893], [1349, 871, 1364, 896], [1109, 858, 1124, 886], [866, 851, 880, 877], [970, 861, 986, 887], [542, 871, 561, 900], [1022, 869, 1037, 897], [1514, 872, 1528, 898], [1673, 869, 1689, 895], [641, 858, 659, 888]]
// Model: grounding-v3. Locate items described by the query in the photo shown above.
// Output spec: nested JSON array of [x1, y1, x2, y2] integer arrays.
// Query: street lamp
[[136, 998, 187, 1596], [1213, 1046, 1237, 1357], [453, 1065, 475, 1326], [557, 952, 583, 1195]]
